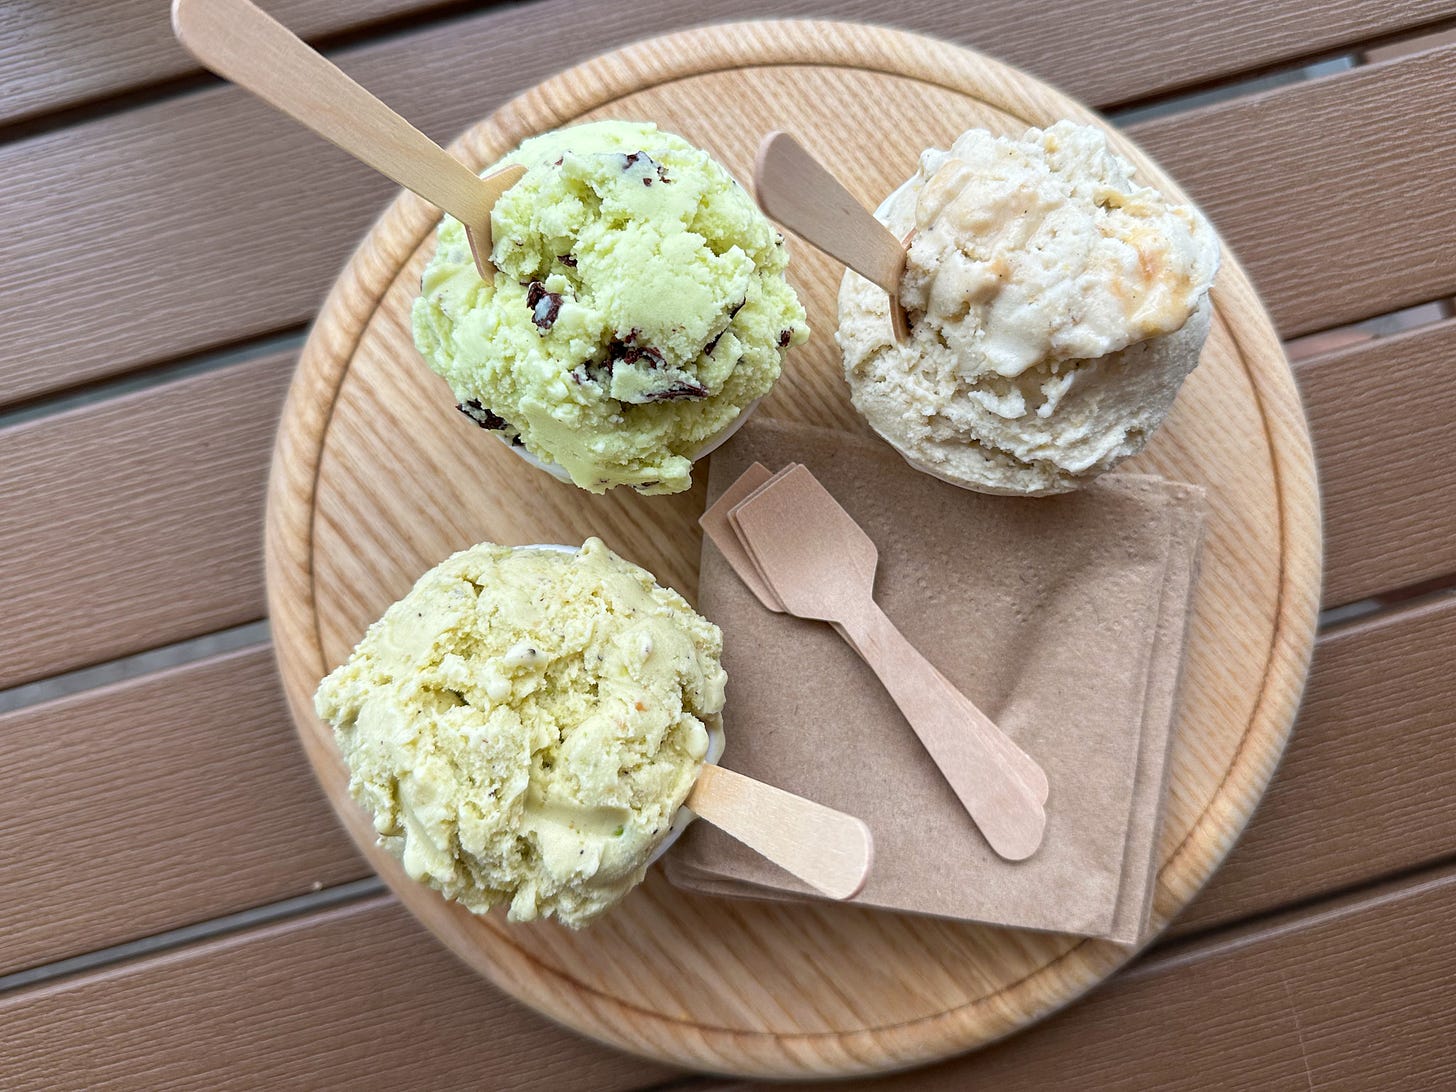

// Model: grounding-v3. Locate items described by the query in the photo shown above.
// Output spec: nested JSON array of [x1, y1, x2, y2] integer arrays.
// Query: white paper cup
[[521, 544, 725, 866], [500, 398, 762, 488], [649, 715, 725, 865]]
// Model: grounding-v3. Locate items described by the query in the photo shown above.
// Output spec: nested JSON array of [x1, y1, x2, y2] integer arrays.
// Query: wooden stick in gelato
[[754, 130, 911, 342], [172, 0, 523, 279], [686, 765, 871, 901]]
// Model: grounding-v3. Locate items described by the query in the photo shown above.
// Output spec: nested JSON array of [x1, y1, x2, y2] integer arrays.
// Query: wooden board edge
[[1153, 253, 1323, 915], [263, 19, 1321, 1077]]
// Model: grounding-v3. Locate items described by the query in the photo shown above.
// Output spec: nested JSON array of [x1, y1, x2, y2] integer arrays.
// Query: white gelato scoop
[[837, 120, 1220, 495]]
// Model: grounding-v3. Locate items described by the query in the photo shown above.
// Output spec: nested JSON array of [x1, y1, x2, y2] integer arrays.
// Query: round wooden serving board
[[265, 21, 1321, 1079]]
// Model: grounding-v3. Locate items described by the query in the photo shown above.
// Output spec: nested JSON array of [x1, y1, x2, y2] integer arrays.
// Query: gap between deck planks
[[0, 895, 684, 1092], [699, 861, 1456, 1089], [0, 0, 440, 129], [1164, 589, 1456, 936], [7, 846, 1456, 1088], [0, 350, 294, 690], [6, 0, 1454, 130], [1, 559, 1452, 986], [2, 15, 1455, 407], [5, 313, 1449, 693], [0, 644, 364, 977], [1297, 320, 1456, 607]]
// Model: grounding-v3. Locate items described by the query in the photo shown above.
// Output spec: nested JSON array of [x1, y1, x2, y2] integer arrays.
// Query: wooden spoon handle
[[755, 131, 910, 327], [172, 0, 508, 230], [848, 603, 1047, 860], [704, 493, 1049, 809], [686, 764, 873, 900], [899, 659, 1048, 806]]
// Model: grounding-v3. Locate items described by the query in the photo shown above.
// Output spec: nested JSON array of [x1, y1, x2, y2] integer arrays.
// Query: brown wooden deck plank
[[7, 0, 1452, 129], [1363, 23, 1456, 62], [0, 0, 437, 127], [0, 646, 364, 977], [9, 861, 1456, 1088], [1169, 592, 1456, 935], [0, 895, 681, 1091], [0, 351, 291, 690], [3, 13, 1454, 408], [708, 866, 1456, 1089], [2, 312, 1441, 696], [2, 573, 1448, 1000], [1295, 320, 1456, 608], [1127, 45, 1456, 338]]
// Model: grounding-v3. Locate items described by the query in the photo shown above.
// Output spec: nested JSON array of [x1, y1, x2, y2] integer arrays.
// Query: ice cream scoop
[[413, 121, 809, 495], [314, 539, 869, 928], [836, 121, 1220, 496]]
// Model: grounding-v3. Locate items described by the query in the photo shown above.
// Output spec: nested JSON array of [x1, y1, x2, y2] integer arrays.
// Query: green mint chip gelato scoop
[[411, 120, 809, 495]]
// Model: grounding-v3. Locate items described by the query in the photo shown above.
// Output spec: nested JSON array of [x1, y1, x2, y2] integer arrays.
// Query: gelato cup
[[313, 538, 728, 927], [837, 120, 1219, 496], [413, 119, 809, 495]]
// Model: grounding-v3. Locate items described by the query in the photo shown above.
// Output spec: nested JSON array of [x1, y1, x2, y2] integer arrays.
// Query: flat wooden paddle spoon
[[755, 131, 910, 342], [172, 0, 523, 280], [701, 464, 1049, 807], [731, 465, 1047, 860], [686, 764, 873, 900]]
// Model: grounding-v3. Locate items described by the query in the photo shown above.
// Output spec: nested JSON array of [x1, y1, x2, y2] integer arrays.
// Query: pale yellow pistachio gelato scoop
[[837, 121, 1220, 495], [313, 539, 727, 928]]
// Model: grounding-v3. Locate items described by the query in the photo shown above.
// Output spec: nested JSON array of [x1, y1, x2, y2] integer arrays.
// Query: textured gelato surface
[[313, 539, 727, 928], [413, 120, 808, 495], [838, 121, 1219, 495]]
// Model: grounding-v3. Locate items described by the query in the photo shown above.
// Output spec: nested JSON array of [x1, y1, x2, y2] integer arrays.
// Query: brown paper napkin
[[665, 419, 1204, 943]]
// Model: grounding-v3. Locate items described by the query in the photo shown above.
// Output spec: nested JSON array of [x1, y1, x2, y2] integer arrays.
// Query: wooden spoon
[[701, 464, 1049, 807], [701, 461, 783, 607], [172, 0, 523, 280], [686, 764, 873, 900], [754, 131, 910, 342], [730, 465, 1047, 860]]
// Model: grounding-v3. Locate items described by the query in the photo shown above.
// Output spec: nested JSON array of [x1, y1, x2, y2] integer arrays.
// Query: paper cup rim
[[501, 397, 762, 486]]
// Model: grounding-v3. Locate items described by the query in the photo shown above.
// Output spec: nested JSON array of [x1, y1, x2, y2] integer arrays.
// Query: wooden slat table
[[3, 1, 1453, 1086]]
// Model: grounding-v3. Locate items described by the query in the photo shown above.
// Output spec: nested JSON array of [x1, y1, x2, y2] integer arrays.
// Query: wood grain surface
[[3, 588, 1440, 996], [0, 352, 291, 690], [265, 22, 1318, 1076], [0, 896, 681, 1092], [708, 864, 1456, 1089], [10, 856, 1456, 1089], [1129, 44, 1456, 338], [8, 0, 1452, 128], [1168, 592, 1456, 935], [4, 14, 1454, 409], [1296, 320, 1456, 606], [1364, 23, 1456, 61], [0, 646, 362, 977], [0, 0, 431, 126]]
